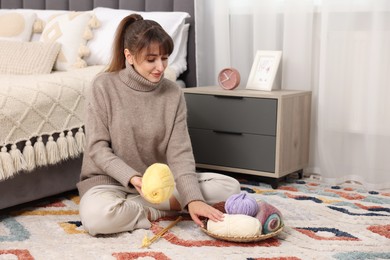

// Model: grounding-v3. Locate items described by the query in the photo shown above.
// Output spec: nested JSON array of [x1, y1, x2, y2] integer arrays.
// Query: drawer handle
[[213, 130, 243, 135], [213, 95, 243, 100]]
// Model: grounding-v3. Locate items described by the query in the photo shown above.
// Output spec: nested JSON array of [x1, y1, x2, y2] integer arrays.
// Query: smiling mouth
[[152, 73, 162, 78]]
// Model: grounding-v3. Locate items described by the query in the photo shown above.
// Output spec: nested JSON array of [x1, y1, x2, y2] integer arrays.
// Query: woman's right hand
[[130, 175, 143, 195], [188, 200, 224, 227]]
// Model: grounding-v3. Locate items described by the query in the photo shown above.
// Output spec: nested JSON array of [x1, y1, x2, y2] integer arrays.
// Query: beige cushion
[[11, 9, 70, 41], [0, 41, 60, 75], [0, 12, 36, 41], [40, 11, 99, 71]]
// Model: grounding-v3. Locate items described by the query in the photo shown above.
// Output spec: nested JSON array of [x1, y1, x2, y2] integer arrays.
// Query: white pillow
[[86, 7, 190, 76], [0, 11, 36, 41], [169, 23, 189, 77], [85, 8, 134, 66], [164, 66, 177, 82], [40, 11, 99, 71]]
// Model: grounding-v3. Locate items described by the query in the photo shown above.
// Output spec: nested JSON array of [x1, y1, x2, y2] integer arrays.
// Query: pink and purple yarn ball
[[255, 200, 283, 234]]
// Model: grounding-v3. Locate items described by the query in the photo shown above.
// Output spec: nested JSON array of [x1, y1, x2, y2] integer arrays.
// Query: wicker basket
[[200, 222, 284, 243]]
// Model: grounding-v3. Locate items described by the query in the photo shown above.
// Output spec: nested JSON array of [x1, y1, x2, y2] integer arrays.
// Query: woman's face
[[125, 43, 169, 83]]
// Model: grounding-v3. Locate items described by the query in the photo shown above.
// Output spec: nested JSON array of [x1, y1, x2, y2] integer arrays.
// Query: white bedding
[[0, 65, 105, 180]]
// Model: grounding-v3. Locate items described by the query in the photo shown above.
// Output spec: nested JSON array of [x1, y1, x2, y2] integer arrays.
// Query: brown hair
[[106, 13, 174, 72]]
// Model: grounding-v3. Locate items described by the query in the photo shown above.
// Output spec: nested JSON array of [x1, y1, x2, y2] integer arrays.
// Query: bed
[[0, 0, 197, 210]]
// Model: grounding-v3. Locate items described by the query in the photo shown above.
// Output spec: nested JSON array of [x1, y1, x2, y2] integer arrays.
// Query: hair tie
[[131, 14, 144, 23]]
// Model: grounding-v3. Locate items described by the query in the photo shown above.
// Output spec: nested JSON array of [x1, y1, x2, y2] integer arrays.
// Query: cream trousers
[[79, 172, 241, 236]]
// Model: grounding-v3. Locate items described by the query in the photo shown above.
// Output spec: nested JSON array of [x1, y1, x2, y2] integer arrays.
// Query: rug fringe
[[0, 128, 85, 181]]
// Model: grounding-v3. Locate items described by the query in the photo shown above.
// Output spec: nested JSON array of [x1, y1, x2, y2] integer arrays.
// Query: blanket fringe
[[0, 146, 16, 179], [75, 128, 85, 153], [23, 141, 36, 171], [47, 136, 60, 165], [57, 132, 69, 160], [0, 128, 85, 181], [34, 137, 48, 167], [10, 144, 28, 172], [0, 153, 5, 179], [67, 131, 80, 158]]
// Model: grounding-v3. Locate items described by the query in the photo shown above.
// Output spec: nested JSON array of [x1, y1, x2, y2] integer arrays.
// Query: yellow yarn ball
[[142, 163, 175, 204]]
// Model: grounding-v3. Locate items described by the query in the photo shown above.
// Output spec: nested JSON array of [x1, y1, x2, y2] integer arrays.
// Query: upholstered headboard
[[0, 0, 197, 87]]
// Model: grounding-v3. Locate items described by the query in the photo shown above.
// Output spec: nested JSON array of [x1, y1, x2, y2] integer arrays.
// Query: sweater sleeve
[[166, 92, 205, 207], [85, 78, 139, 187]]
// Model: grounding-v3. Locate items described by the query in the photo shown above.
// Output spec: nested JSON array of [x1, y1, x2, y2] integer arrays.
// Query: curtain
[[195, 0, 390, 190]]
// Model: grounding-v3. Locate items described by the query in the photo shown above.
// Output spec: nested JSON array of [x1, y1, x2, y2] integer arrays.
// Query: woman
[[77, 14, 240, 236]]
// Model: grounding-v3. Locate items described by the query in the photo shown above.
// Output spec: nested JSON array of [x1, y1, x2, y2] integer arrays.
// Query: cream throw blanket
[[0, 65, 105, 180]]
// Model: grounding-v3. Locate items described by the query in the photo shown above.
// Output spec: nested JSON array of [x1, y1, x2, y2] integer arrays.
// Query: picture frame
[[246, 50, 282, 91]]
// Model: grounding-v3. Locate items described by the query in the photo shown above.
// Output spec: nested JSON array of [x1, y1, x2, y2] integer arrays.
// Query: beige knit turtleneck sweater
[[77, 64, 204, 207]]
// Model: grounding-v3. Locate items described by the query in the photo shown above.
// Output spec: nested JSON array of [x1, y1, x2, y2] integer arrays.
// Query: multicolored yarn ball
[[255, 200, 283, 234], [224, 192, 259, 217], [141, 163, 175, 204]]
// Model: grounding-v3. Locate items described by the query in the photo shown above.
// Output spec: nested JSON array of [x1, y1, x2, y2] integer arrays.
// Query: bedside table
[[183, 86, 311, 188]]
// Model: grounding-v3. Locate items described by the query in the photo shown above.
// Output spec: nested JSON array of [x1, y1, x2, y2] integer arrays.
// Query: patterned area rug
[[1, 177, 390, 259]]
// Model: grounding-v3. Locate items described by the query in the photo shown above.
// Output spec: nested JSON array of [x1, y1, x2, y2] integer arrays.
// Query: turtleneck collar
[[118, 61, 162, 92]]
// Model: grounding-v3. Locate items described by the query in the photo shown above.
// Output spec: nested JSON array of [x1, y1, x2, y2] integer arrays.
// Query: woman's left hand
[[188, 200, 224, 227]]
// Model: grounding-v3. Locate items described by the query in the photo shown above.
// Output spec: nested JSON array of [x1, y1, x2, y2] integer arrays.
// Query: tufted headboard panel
[[0, 0, 197, 87]]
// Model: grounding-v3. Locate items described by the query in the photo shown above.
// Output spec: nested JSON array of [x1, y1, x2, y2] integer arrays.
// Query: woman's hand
[[130, 175, 143, 195], [188, 200, 224, 227]]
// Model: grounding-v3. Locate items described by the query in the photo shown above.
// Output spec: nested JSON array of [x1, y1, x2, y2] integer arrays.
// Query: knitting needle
[[141, 215, 183, 248]]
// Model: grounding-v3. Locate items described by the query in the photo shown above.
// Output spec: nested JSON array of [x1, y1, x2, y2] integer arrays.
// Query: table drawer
[[189, 128, 276, 173], [185, 93, 277, 136]]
